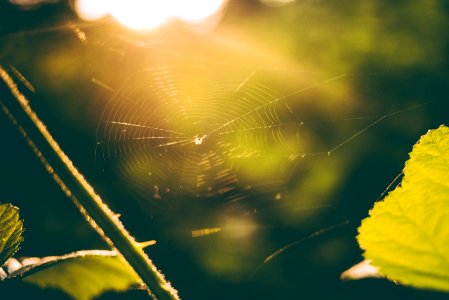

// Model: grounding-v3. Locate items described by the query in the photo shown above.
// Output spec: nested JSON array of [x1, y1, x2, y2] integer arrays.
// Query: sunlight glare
[[109, 0, 171, 30], [75, 0, 227, 30], [173, 0, 226, 23], [75, 0, 109, 21]]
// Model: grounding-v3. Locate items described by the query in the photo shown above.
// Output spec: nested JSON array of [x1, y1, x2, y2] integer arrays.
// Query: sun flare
[[74, 0, 227, 30]]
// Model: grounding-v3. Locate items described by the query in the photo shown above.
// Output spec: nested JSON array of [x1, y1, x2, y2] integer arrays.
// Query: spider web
[[1, 18, 425, 215], [90, 34, 398, 210], [95, 65, 296, 203]]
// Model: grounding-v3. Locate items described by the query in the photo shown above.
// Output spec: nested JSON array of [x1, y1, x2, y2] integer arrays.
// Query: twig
[[0, 66, 179, 300]]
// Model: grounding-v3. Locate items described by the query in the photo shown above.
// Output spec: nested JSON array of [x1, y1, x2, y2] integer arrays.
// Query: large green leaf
[[357, 125, 449, 292], [7, 250, 141, 300], [0, 203, 24, 266]]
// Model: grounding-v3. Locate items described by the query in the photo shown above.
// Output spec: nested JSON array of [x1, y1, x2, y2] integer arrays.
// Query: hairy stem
[[0, 66, 179, 300]]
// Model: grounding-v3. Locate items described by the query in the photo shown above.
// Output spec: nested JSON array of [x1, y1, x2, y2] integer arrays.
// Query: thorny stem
[[0, 66, 179, 300]]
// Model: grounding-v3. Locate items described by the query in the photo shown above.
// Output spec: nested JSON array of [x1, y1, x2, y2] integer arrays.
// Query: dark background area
[[0, 0, 448, 299]]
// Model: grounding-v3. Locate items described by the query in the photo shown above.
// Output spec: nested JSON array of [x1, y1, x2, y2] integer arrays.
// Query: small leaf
[[356, 125, 449, 292], [8, 250, 141, 300], [0, 203, 24, 266]]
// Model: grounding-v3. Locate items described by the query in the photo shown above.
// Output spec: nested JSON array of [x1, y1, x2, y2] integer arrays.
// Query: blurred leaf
[[340, 260, 382, 281], [356, 125, 449, 292], [8, 250, 141, 300], [0, 203, 24, 267]]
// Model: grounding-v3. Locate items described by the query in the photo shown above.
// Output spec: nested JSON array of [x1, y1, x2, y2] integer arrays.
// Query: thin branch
[[0, 66, 179, 300]]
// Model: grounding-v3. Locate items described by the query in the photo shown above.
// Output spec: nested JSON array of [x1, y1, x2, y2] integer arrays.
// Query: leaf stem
[[0, 66, 179, 300]]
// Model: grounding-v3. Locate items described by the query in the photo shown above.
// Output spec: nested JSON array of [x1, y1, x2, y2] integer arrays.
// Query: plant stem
[[0, 66, 179, 300]]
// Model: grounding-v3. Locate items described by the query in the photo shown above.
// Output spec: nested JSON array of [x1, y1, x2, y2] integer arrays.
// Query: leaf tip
[[341, 260, 382, 281]]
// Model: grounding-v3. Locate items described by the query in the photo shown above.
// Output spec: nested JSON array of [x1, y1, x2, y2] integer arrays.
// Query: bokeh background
[[0, 0, 448, 299]]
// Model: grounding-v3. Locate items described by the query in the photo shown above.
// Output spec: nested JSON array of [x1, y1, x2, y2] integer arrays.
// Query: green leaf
[[357, 125, 449, 292], [8, 250, 141, 300], [0, 203, 24, 266]]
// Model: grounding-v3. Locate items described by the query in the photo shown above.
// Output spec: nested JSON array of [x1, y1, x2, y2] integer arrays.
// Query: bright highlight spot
[[74, 0, 227, 30], [74, 0, 109, 21], [109, 0, 171, 30], [260, 0, 295, 7], [223, 217, 257, 240], [194, 135, 205, 145], [174, 0, 226, 23]]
